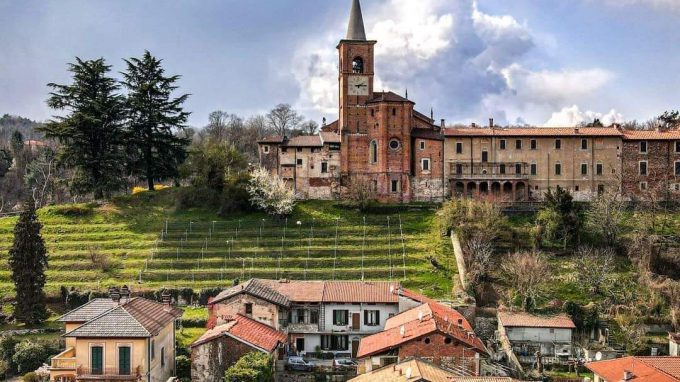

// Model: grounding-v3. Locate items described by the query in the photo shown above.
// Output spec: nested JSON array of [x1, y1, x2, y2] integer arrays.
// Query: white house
[[497, 311, 575, 365], [670, 332, 680, 356]]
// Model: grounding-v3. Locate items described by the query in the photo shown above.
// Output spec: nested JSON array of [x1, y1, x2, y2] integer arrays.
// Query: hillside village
[[1, 0, 680, 382]]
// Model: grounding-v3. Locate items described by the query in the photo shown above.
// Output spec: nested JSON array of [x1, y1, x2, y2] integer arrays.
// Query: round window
[[389, 139, 401, 150], [424, 337, 431, 344]]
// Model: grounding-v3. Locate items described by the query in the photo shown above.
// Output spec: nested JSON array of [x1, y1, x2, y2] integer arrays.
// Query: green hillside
[[0, 189, 454, 298]]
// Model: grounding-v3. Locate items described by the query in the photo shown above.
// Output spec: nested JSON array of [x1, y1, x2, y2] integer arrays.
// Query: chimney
[[471, 123, 477, 128], [322, 117, 327, 127], [489, 118, 494, 128], [120, 285, 130, 305], [575, 127, 580, 134], [623, 370, 634, 381], [161, 289, 172, 311], [440, 119, 445, 128], [400, 325, 406, 338], [418, 310, 424, 322], [109, 287, 121, 305]]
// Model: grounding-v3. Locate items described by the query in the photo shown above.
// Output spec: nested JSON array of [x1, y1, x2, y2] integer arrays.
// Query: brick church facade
[[258, 0, 680, 203]]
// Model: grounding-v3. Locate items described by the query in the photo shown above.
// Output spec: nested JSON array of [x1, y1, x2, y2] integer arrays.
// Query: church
[[258, 0, 445, 203], [259, 0, 680, 203]]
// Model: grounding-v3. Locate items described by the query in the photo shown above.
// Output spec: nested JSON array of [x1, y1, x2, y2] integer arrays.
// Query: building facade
[[257, 0, 680, 203], [49, 291, 182, 382]]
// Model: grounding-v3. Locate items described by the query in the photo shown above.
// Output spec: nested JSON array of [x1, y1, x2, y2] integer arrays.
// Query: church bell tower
[[338, 0, 376, 173]]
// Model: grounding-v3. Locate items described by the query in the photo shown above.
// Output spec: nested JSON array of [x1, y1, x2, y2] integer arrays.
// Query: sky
[[1, 0, 680, 128]]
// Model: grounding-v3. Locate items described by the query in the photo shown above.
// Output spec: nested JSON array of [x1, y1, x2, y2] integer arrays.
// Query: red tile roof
[[444, 127, 623, 137], [357, 301, 487, 358], [322, 281, 400, 303], [259, 280, 325, 303], [623, 129, 680, 140], [497, 311, 576, 329], [321, 120, 339, 133], [585, 356, 680, 382], [190, 314, 286, 353]]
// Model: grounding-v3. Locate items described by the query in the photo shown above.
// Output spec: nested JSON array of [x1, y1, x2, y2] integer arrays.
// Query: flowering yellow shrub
[[132, 184, 171, 194]]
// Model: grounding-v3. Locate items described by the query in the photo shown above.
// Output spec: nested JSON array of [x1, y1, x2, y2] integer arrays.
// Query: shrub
[[12, 341, 48, 375], [344, 176, 376, 212], [219, 173, 252, 215], [0, 359, 8, 379], [0, 336, 19, 373], [438, 199, 506, 242], [22, 371, 39, 382], [48, 204, 93, 217], [536, 186, 581, 249], [88, 247, 118, 273], [224, 352, 273, 382], [176, 355, 191, 381], [198, 288, 224, 306]]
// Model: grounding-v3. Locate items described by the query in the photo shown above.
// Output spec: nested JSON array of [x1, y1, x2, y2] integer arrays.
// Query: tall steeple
[[346, 0, 367, 41]]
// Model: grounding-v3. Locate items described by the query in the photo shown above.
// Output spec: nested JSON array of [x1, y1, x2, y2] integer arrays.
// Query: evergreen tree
[[41, 58, 126, 199], [8, 199, 48, 325], [121, 51, 190, 191]]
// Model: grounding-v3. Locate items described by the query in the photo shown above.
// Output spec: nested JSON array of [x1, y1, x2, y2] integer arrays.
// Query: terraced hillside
[[0, 190, 454, 298]]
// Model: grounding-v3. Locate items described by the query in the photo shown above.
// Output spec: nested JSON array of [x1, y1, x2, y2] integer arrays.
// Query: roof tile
[[444, 127, 623, 137], [497, 311, 576, 329], [191, 314, 286, 352], [585, 356, 680, 382]]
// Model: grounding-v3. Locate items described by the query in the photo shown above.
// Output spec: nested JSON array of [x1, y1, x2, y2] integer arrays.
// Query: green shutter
[[119, 346, 131, 375], [91, 346, 103, 375]]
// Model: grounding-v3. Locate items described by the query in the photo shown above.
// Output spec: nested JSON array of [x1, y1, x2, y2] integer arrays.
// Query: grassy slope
[[0, 189, 454, 299]]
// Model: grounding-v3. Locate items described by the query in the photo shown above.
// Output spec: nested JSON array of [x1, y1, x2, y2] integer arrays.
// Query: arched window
[[352, 57, 364, 74], [370, 140, 378, 164]]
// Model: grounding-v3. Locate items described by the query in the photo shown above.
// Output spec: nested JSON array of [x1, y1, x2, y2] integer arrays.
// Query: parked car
[[287, 356, 315, 372], [333, 358, 358, 371]]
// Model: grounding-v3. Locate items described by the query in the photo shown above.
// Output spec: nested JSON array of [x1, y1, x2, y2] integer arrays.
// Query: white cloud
[[545, 105, 624, 127], [290, 0, 617, 126]]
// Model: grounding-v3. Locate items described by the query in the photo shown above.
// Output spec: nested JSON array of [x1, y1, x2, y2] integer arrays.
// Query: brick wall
[[621, 140, 680, 199]]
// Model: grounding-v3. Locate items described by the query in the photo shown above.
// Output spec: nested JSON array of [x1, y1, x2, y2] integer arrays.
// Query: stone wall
[[191, 335, 264, 382], [211, 294, 282, 329], [621, 140, 680, 199]]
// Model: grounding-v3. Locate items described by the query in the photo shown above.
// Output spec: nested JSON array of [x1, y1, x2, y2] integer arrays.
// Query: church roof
[[346, 0, 367, 41], [366, 91, 414, 104]]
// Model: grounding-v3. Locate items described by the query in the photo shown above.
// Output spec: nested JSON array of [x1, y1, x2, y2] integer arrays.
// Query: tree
[[464, 234, 494, 288], [11, 341, 48, 375], [300, 120, 319, 135], [658, 110, 680, 129], [0, 148, 12, 178], [25, 147, 57, 208], [438, 198, 506, 242], [8, 199, 48, 324], [42, 57, 126, 199], [586, 189, 625, 247], [121, 51, 191, 191], [247, 167, 295, 217], [574, 246, 614, 295], [266, 104, 303, 136], [180, 142, 248, 192], [224, 352, 273, 382], [537, 186, 580, 249], [502, 251, 550, 311], [345, 176, 376, 211]]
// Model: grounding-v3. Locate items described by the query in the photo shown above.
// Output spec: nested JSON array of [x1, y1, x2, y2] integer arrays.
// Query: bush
[[12, 341, 48, 375], [0, 359, 8, 379], [219, 173, 253, 215], [0, 336, 19, 373], [198, 288, 224, 306], [48, 204, 93, 217], [176, 355, 191, 381], [438, 199, 506, 242], [224, 352, 273, 382], [23, 371, 39, 382]]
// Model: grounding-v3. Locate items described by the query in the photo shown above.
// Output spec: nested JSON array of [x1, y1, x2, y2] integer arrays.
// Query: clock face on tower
[[347, 75, 369, 96]]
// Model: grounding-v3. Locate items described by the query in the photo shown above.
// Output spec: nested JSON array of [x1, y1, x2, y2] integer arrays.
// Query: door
[[295, 338, 305, 354], [119, 346, 131, 376], [91, 346, 103, 375], [481, 151, 488, 163], [352, 340, 360, 358], [352, 313, 360, 330]]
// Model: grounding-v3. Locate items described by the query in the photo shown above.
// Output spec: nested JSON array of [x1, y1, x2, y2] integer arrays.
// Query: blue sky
[[1, 0, 679, 128]]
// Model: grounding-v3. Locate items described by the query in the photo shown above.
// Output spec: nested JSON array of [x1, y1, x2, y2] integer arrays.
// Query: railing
[[51, 348, 77, 369], [76, 365, 141, 380], [449, 162, 529, 179]]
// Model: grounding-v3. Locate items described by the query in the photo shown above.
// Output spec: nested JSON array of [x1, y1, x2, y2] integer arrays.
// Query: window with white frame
[[640, 141, 648, 154], [420, 141, 425, 150], [581, 139, 588, 150], [499, 139, 507, 150], [364, 310, 380, 326], [263, 145, 270, 154], [640, 181, 648, 191], [581, 163, 588, 175], [421, 158, 431, 172], [391, 180, 401, 193]]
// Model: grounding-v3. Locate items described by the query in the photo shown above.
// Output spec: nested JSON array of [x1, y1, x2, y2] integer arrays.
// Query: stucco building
[[49, 289, 182, 382]]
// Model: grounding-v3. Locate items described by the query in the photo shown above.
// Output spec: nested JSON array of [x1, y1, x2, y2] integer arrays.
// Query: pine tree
[[122, 51, 190, 191], [41, 58, 126, 199], [8, 199, 48, 325]]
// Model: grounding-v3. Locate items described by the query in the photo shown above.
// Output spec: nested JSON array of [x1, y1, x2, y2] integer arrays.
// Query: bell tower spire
[[346, 0, 367, 41]]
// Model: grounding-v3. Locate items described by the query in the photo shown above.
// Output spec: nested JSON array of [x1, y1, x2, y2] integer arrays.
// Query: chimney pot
[[471, 123, 477, 128], [440, 119, 445, 128]]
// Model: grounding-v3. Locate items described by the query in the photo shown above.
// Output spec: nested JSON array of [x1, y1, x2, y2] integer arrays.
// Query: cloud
[[290, 0, 616, 126], [545, 105, 624, 127]]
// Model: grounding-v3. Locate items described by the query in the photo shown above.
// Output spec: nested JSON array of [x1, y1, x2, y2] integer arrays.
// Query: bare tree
[[266, 104, 303, 137], [502, 251, 551, 311], [586, 189, 625, 247], [26, 148, 57, 208], [345, 176, 376, 212], [300, 120, 319, 136], [574, 246, 615, 295], [465, 234, 494, 288]]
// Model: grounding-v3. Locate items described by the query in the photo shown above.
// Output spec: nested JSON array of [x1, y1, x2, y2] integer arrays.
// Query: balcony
[[449, 162, 529, 180], [51, 348, 77, 370], [76, 366, 142, 381]]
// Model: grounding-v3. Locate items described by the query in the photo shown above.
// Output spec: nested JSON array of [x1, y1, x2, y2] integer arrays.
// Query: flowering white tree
[[247, 167, 295, 217]]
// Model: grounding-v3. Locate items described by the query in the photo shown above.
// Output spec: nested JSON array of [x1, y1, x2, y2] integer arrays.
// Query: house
[[356, 299, 487, 375], [189, 314, 287, 381], [209, 279, 400, 357], [621, 129, 680, 198], [349, 357, 523, 382], [496, 311, 575, 366], [670, 332, 680, 356], [49, 288, 182, 382], [585, 356, 680, 382]]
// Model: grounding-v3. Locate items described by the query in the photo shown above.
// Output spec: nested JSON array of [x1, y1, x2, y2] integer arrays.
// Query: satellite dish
[[595, 351, 603, 361]]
